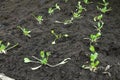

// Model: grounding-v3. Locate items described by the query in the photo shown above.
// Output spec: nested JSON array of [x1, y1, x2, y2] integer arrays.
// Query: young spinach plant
[[24, 50, 71, 70], [0, 40, 18, 54], [48, 3, 60, 15], [97, 0, 112, 13], [94, 14, 103, 22], [17, 26, 31, 37], [51, 30, 69, 44], [84, 32, 101, 43], [73, 1, 86, 19], [82, 45, 99, 72], [32, 14, 43, 24]]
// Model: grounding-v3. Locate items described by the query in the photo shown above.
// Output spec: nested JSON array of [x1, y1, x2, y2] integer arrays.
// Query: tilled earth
[[0, 0, 120, 80]]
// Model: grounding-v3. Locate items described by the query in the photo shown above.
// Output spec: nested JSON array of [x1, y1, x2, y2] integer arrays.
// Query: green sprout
[[17, 26, 31, 37], [32, 14, 43, 24], [0, 40, 18, 54], [55, 17, 73, 25], [84, 32, 101, 43], [48, 3, 60, 15], [24, 50, 71, 70], [97, 6, 112, 13], [97, 0, 111, 13], [51, 30, 69, 44], [73, 1, 86, 19], [82, 45, 100, 72], [95, 21, 104, 32], [94, 14, 103, 21], [77, 1, 86, 13], [83, 0, 92, 4], [90, 32, 101, 43], [98, 0, 110, 6]]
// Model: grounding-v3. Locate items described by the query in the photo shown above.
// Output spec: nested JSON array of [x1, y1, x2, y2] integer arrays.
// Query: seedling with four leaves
[[17, 26, 31, 37], [0, 40, 18, 54], [51, 30, 69, 44], [24, 50, 71, 70], [48, 3, 60, 15]]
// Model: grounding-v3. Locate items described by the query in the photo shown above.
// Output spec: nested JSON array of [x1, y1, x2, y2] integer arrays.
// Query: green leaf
[[24, 58, 31, 63], [96, 32, 101, 38], [89, 45, 95, 53], [94, 60, 100, 67], [46, 52, 51, 57], [0, 44, 6, 51], [40, 51, 45, 58], [41, 58, 47, 65], [90, 52, 98, 62], [55, 4, 60, 10]]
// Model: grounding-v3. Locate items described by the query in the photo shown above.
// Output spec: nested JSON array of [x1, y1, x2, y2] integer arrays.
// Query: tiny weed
[[32, 14, 43, 24], [51, 30, 69, 44], [48, 3, 60, 15], [24, 50, 71, 70], [0, 40, 18, 54], [17, 26, 31, 37]]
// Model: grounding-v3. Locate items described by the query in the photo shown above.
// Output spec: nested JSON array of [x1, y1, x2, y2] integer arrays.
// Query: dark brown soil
[[0, 0, 120, 80]]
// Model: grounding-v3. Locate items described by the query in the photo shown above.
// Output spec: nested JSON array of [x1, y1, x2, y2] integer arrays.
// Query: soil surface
[[0, 0, 120, 80]]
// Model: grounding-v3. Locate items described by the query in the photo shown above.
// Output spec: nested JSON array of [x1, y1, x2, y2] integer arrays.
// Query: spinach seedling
[[90, 32, 101, 43], [48, 3, 60, 15], [82, 45, 100, 72], [55, 17, 73, 25], [95, 21, 104, 32], [94, 14, 103, 22], [83, 0, 92, 4], [51, 30, 69, 44], [73, 1, 86, 19], [84, 32, 101, 43], [24, 50, 71, 70], [98, 0, 110, 6], [17, 26, 31, 37], [32, 14, 43, 24], [97, 0, 111, 13], [0, 40, 18, 54], [97, 6, 112, 13]]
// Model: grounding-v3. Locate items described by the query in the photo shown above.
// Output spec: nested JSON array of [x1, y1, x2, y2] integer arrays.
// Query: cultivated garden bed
[[0, 0, 120, 80]]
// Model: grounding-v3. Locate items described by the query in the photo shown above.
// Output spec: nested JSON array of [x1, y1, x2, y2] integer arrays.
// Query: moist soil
[[0, 0, 120, 80]]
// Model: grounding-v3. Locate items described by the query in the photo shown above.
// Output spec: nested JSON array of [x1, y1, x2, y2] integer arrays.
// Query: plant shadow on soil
[[0, 0, 120, 80]]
